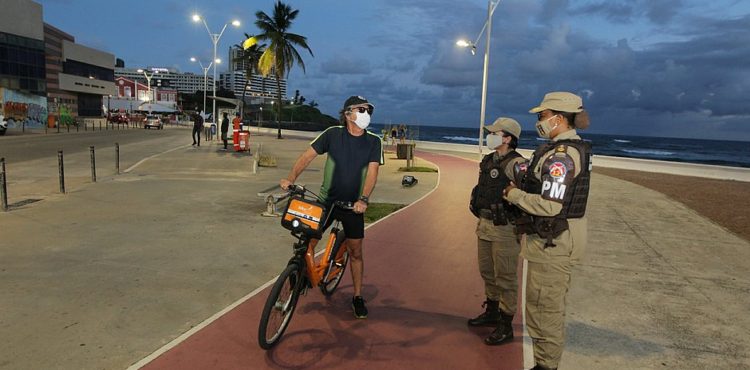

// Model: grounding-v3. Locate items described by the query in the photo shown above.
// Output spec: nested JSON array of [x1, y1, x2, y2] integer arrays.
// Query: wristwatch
[[358, 195, 370, 205]]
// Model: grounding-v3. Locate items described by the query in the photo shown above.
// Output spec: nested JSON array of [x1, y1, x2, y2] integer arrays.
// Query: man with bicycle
[[280, 95, 384, 319]]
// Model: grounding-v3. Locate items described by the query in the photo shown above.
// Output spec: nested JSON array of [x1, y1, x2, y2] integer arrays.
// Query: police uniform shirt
[[505, 129, 587, 264]]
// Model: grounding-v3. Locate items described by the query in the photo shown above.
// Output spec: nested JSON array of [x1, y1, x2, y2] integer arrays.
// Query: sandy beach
[[595, 167, 750, 242]]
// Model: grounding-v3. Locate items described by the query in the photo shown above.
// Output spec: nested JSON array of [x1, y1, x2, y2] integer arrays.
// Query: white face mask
[[354, 111, 371, 129], [535, 115, 559, 139], [485, 133, 504, 150]]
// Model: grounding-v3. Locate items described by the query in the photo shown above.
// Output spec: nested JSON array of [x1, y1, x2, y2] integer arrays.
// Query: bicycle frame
[[290, 210, 347, 289]]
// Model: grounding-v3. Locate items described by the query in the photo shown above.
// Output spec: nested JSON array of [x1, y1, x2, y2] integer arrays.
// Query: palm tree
[[234, 33, 265, 125], [248, 0, 313, 139]]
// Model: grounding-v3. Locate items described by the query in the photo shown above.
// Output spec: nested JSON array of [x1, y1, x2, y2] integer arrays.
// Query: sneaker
[[352, 296, 368, 319]]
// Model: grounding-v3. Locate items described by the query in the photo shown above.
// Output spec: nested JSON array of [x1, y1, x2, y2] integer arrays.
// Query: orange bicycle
[[258, 184, 352, 349]]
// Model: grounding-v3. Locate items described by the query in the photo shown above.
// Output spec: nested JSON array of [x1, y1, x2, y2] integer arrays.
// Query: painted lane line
[[123, 144, 191, 173]]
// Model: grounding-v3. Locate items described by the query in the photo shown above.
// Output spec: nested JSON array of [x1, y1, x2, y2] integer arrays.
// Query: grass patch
[[397, 166, 438, 173], [365, 202, 406, 223]]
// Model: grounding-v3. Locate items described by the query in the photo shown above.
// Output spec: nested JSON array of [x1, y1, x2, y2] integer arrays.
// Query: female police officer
[[503, 92, 591, 370]]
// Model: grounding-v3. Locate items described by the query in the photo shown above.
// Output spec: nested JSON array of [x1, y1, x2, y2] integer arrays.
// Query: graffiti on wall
[[0, 88, 48, 128]]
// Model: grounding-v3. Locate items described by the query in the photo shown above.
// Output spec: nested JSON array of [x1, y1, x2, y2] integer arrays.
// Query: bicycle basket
[[281, 196, 326, 236]]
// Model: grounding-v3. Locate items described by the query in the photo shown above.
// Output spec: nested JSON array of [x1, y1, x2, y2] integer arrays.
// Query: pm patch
[[490, 168, 500, 178], [540, 153, 575, 203]]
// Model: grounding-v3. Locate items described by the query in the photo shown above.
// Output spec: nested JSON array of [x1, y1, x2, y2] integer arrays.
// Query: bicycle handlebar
[[284, 184, 356, 211]]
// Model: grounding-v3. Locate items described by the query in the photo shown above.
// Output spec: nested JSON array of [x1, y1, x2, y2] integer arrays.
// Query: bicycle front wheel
[[321, 231, 349, 296], [258, 263, 303, 349]]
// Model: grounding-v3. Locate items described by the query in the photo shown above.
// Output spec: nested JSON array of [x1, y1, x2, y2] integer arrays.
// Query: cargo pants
[[525, 261, 572, 369], [476, 216, 520, 316]]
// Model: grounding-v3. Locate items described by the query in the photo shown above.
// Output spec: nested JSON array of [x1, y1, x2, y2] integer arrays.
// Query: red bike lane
[[139, 151, 524, 370]]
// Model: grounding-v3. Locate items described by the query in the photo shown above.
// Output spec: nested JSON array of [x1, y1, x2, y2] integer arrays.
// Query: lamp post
[[190, 57, 215, 115], [136, 68, 158, 103], [192, 14, 240, 123], [457, 0, 500, 160]]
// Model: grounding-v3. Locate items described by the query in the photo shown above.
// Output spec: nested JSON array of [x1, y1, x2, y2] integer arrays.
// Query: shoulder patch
[[556, 145, 567, 153]]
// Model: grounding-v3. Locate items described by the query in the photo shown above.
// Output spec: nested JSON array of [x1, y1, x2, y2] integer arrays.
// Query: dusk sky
[[37, 0, 750, 141]]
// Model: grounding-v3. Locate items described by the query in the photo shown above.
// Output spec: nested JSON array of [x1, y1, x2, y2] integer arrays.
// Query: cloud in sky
[[36, 0, 750, 140]]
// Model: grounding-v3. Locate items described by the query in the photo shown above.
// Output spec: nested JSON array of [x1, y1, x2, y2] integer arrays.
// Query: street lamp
[[136, 68, 158, 103], [457, 0, 500, 159], [192, 13, 240, 123], [190, 57, 215, 116]]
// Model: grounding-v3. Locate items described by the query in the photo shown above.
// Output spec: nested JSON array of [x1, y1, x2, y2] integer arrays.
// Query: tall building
[[228, 45, 249, 73], [220, 70, 287, 102], [226, 45, 287, 101], [0, 0, 48, 126], [44, 23, 115, 117], [115, 67, 213, 95]]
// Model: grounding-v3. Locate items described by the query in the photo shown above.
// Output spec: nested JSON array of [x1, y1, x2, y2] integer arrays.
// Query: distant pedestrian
[[503, 91, 592, 370], [192, 113, 203, 147], [390, 126, 398, 146], [398, 124, 407, 144], [220, 112, 229, 151]]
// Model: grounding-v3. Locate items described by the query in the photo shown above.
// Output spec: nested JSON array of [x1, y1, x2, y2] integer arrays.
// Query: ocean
[[370, 124, 750, 168]]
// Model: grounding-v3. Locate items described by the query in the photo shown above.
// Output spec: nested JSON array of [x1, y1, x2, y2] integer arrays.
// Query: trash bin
[[238, 131, 250, 152], [396, 143, 415, 159]]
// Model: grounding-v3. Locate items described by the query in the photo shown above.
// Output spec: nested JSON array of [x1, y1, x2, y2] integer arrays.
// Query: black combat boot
[[484, 312, 513, 345], [467, 299, 502, 327], [530, 365, 556, 370]]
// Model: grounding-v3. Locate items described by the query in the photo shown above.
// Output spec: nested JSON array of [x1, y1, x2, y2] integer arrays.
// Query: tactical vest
[[518, 139, 592, 246], [474, 151, 522, 210]]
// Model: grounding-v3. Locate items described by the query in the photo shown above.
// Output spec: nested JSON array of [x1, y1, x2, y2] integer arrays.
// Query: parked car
[[109, 113, 129, 125], [0, 114, 7, 136], [144, 115, 163, 130]]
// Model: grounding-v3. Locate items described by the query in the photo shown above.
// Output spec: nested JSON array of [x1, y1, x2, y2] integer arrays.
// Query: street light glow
[[231, 20, 241, 27], [192, 14, 201, 22], [456, 39, 471, 47], [190, 57, 196, 62], [215, 58, 222, 64]]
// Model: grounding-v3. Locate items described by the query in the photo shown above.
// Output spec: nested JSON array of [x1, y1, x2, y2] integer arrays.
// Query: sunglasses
[[349, 106, 374, 114]]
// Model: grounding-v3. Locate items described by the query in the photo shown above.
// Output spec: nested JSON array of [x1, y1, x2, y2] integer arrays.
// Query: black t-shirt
[[311, 126, 384, 203]]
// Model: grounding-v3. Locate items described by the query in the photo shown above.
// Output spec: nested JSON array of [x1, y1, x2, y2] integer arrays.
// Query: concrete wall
[[58, 73, 116, 96], [0, 0, 43, 41], [62, 40, 114, 69]]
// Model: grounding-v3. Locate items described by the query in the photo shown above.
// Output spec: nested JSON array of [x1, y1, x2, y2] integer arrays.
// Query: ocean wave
[[613, 139, 631, 143], [621, 149, 674, 156], [442, 136, 478, 142]]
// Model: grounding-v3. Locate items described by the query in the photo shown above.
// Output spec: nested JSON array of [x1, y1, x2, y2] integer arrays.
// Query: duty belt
[[479, 209, 494, 219]]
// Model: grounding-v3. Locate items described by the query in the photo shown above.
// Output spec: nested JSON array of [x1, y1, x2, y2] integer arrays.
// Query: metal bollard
[[90, 146, 96, 182], [1, 157, 8, 211], [115, 143, 120, 174], [58, 150, 65, 194]]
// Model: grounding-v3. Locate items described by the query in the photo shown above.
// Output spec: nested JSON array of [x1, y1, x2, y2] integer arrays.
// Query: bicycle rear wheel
[[258, 263, 303, 349], [321, 231, 349, 296]]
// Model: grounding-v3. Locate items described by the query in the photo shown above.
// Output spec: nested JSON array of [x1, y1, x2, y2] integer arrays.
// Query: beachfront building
[[44, 23, 115, 119], [115, 67, 213, 95], [224, 45, 287, 103], [0, 0, 48, 127], [104, 76, 178, 113], [1, 0, 115, 127]]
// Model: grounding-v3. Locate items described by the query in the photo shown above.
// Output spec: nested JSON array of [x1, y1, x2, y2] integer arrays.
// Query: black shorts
[[322, 207, 365, 240]]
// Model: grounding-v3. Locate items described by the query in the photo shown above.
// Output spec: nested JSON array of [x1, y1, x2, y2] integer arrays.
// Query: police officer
[[503, 92, 591, 370], [468, 117, 525, 346]]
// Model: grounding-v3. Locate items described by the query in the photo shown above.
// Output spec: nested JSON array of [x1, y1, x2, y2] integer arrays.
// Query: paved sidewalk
[[1, 132, 748, 369], [0, 132, 436, 369]]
